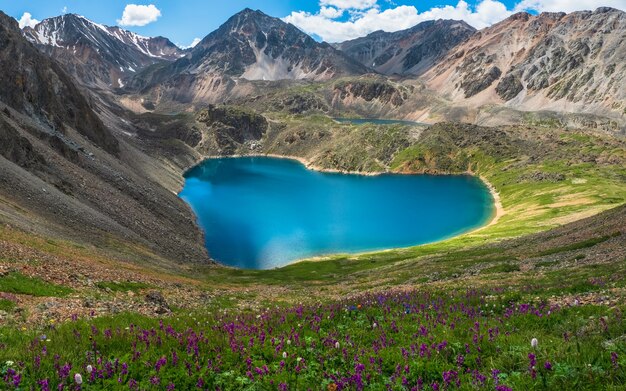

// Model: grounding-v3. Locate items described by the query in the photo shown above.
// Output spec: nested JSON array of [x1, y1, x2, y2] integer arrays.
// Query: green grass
[[0, 298, 15, 312], [0, 272, 73, 297]]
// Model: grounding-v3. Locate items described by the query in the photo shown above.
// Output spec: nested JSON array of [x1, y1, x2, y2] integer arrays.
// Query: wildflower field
[[1, 287, 624, 390]]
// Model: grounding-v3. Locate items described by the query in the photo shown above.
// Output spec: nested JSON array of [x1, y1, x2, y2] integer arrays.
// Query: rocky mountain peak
[[193, 7, 321, 59], [24, 13, 182, 60], [336, 19, 476, 76], [124, 7, 369, 104], [593, 6, 622, 14], [507, 11, 532, 21], [23, 13, 184, 89]]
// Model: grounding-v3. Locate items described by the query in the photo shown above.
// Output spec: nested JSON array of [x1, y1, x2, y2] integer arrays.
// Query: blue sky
[[2, 0, 623, 45]]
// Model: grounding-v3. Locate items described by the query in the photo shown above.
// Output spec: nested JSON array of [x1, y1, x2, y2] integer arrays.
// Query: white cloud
[[284, 0, 513, 42], [515, 0, 626, 12], [320, 0, 378, 10], [182, 37, 201, 49], [117, 4, 161, 26], [319, 6, 344, 18], [17, 12, 40, 29], [61, 6, 68, 14]]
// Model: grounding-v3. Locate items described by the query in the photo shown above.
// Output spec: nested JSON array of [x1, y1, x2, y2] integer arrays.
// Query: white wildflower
[[5, 360, 14, 367], [286, 339, 291, 345], [86, 365, 93, 374], [335, 341, 340, 349], [74, 373, 83, 385], [531, 338, 538, 348], [282, 351, 287, 359]]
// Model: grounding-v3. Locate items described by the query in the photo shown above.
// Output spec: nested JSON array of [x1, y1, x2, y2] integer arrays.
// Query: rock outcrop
[[195, 105, 268, 154], [424, 8, 626, 115], [333, 78, 414, 107]]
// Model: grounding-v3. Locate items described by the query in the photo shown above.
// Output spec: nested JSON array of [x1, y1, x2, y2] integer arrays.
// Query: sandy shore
[[477, 174, 504, 230]]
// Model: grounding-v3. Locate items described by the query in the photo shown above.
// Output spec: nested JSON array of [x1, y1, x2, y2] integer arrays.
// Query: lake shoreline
[[182, 154, 505, 269]]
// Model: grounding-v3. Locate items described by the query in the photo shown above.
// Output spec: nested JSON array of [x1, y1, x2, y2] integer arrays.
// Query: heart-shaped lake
[[180, 157, 495, 269]]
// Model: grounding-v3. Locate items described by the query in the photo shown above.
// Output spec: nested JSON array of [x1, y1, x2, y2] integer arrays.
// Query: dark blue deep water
[[180, 157, 494, 269]]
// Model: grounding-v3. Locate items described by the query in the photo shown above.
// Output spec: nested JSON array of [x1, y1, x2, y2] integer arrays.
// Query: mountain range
[[0, 11, 208, 266], [0, 5, 625, 270], [17, 7, 626, 119], [23, 13, 184, 89], [123, 8, 370, 105]]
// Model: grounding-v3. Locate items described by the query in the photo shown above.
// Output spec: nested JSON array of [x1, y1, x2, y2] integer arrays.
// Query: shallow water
[[180, 157, 494, 269]]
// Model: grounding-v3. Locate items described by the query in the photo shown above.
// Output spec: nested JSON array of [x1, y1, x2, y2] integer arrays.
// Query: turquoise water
[[180, 157, 494, 269], [333, 118, 427, 126]]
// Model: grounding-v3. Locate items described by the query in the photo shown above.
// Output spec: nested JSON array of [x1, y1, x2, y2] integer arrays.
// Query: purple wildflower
[[528, 353, 537, 379]]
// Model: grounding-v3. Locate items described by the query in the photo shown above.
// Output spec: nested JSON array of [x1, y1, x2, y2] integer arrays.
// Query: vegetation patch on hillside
[[0, 272, 72, 297]]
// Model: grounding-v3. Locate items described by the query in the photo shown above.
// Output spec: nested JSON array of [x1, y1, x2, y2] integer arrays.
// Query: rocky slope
[[23, 13, 184, 89], [0, 12, 118, 154], [124, 8, 369, 106], [423, 7, 626, 116], [335, 19, 475, 76], [0, 11, 208, 267]]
